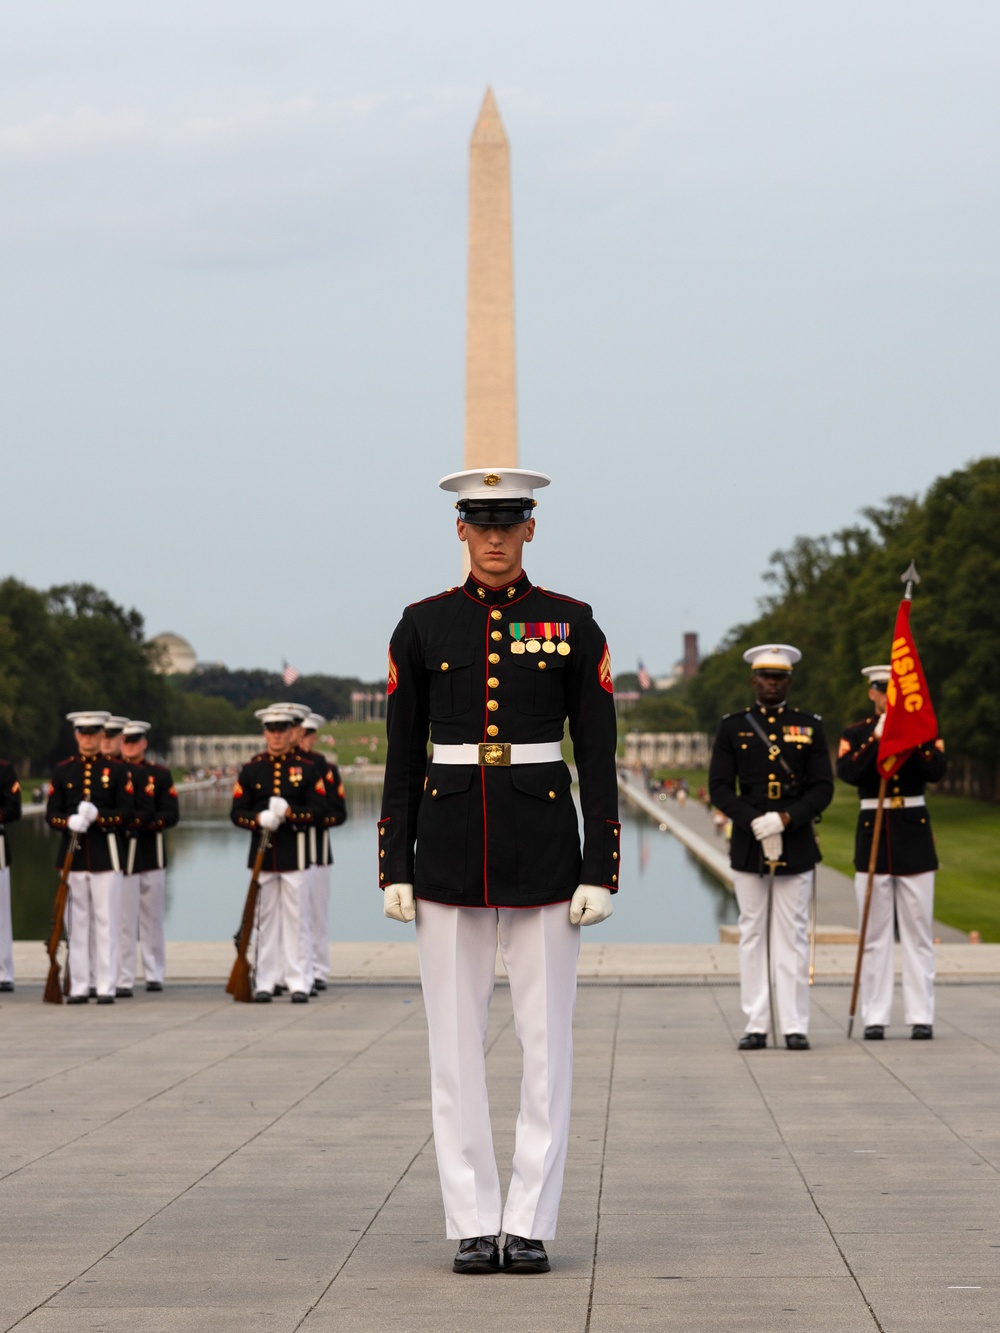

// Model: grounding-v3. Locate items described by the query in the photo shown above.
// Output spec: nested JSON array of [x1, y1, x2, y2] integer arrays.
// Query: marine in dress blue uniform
[[709, 645, 834, 1049], [46, 711, 134, 1003], [836, 665, 946, 1039], [380, 468, 620, 1275], [117, 721, 180, 995], [300, 712, 347, 990]]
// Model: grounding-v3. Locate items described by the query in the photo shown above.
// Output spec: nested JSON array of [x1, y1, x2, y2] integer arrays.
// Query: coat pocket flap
[[425, 647, 475, 674], [426, 765, 475, 797], [510, 761, 572, 801]]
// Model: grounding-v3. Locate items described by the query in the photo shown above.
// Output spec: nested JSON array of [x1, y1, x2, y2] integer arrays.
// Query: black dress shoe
[[313, 978, 328, 991], [0, 980, 14, 992], [453, 1236, 501, 1274], [253, 991, 273, 1003], [738, 1032, 767, 1050], [911, 1024, 933, 1040], [863, 1025, 885, 1040], [291, 991, 309, 1003], [145, 981, 163, 993], [309, 985, 318, 996], [88, 987, 98, 998], [115, 987, 133, 998], [785, 1033, 810, 1050], [503, 1235, 550, 1274], [96, 996, 115, 1005], [67, 995, 89, 1005]]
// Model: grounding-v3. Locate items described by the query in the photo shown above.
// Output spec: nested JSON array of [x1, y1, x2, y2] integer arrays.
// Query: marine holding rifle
[[709, 645, 833, 1050], [837, 665, 946, 1040]]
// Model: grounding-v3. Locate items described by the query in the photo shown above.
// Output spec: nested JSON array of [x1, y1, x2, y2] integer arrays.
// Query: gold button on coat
[[491, 610, 502, 621], [538, 661, 546, 670], [487, 677, 499, 688], [548, 790, 556, 799], [487, 700, 499, 711], [487, 725, 499, 736], [491, 631, 502, 641], [489, 653, 500, 664], [440, 662, 449, 671]]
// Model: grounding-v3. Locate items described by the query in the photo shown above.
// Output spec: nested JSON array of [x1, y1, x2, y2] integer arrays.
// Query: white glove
[[760, 833, 783, 863], [384, 882, 416, 923], [569, 885, 614, 926], [751, 812, 784, 840], [269, 796, 289, 819], [67, 813, 89, 833], [257, 809, 281, 832], [77, 801, 99, 824], [873, 713, 886, 738]]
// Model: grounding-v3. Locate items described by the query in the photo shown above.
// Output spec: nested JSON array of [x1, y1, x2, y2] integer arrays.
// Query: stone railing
[[623, 731, 711, 770]]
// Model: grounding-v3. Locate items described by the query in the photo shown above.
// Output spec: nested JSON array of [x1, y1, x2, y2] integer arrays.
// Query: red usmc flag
[[877, 599, 938, 777]]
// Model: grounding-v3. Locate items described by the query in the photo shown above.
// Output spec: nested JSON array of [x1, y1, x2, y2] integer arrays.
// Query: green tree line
[[626, 457, 1000, 801], [0, 580, 387, 773]]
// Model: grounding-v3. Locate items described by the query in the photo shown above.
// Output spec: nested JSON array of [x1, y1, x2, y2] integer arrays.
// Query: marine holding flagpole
[[841, 563, 945, 1040]]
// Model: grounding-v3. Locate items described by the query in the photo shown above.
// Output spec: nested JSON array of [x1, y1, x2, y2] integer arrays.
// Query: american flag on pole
[[636, 660, 652, 691], [282, 660, 300, 687]]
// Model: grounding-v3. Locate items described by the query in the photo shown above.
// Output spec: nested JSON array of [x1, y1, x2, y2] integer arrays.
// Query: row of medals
[[510, 639, 571, 656]]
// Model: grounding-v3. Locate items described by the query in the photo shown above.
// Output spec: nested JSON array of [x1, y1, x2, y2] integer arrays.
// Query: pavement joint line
[[292, 1006, 518, 1326], [0, 997, 228, 1106], [5, 1000, 422, 1332], [813, 992, 1000, 1180], [741, 1018, 890, 1333], [584, 986, 623, 1333], [0, 1005, 312, 1187]]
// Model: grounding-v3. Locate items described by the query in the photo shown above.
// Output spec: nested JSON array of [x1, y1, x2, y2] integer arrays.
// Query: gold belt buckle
[[889, 795, 905, 810], [767, 780, 782, 800], [479, 743, 511, 767]]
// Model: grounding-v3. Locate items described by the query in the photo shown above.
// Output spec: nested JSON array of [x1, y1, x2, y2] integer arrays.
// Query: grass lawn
[[317, 720, 386, 767], [636, 762, 1000, 940]]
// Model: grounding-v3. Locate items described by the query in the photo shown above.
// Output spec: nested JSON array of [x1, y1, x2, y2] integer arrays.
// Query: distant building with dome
[[148, 631, 197, 675]]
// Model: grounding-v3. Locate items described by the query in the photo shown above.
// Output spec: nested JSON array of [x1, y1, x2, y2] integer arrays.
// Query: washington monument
[[464, 88, 517, 470]]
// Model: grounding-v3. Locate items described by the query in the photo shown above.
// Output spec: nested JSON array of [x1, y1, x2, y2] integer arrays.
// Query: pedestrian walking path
[[1, 980, 998, 1331], [618, 771, 967, 943]]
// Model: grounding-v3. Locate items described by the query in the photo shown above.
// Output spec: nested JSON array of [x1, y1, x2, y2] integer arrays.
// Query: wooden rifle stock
[[227, 830, 270, 1002], [43, 835, 78, 1005]]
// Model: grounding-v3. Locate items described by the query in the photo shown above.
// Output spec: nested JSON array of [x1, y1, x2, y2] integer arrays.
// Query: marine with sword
[[709, 644, 833, 1050]]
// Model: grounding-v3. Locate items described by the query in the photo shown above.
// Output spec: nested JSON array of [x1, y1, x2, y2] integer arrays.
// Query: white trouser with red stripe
[[854, 872, 935, 1027], [118, 869, 167, 988], [66, 870, 122, 999], [309, 864, 331, 981], [254, 870, 312, 996], [415, 898, 580, 1241], [0, 868, 12, 983], [733, 869, 813, 1037]]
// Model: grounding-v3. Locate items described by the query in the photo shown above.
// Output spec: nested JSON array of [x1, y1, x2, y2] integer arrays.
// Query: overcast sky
[[3, 1, 998, 682]]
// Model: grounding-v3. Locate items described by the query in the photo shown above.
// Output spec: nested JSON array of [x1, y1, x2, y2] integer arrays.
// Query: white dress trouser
[[415, 899, 581, 1242], [309, 864, 331, 981], [0, 867, 13, 983], [67, 870, 122, 999], [118, 869, 167, 987], [854, 872, 935, 1027], [733, 869, 813, 1037], [254, 871, 312, 996]]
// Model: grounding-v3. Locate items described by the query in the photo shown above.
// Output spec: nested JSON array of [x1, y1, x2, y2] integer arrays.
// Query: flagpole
[[847, 777, 886, 1037], [847, 558, 926, 1038]]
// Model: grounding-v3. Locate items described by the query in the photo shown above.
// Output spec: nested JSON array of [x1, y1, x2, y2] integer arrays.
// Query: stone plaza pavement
[[2, 967, 1000, 1333]]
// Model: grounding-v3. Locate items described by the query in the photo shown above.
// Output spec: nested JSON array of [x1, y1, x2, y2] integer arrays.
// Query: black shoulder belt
[[744, 711, 800, 794]]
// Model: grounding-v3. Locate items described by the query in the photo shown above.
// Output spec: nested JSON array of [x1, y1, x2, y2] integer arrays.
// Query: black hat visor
[[457, 498, 534, 526]]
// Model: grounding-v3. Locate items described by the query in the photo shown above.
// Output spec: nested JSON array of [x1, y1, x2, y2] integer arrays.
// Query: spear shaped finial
[[901, 560, 920, 601]]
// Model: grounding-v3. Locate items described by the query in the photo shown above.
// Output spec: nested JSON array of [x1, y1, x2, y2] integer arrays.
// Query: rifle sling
[[744, 710, 799, 791]]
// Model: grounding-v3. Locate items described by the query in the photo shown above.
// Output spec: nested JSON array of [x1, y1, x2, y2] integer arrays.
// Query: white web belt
[[432, 742, 562, 767], [860, 796, 925, 809]]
